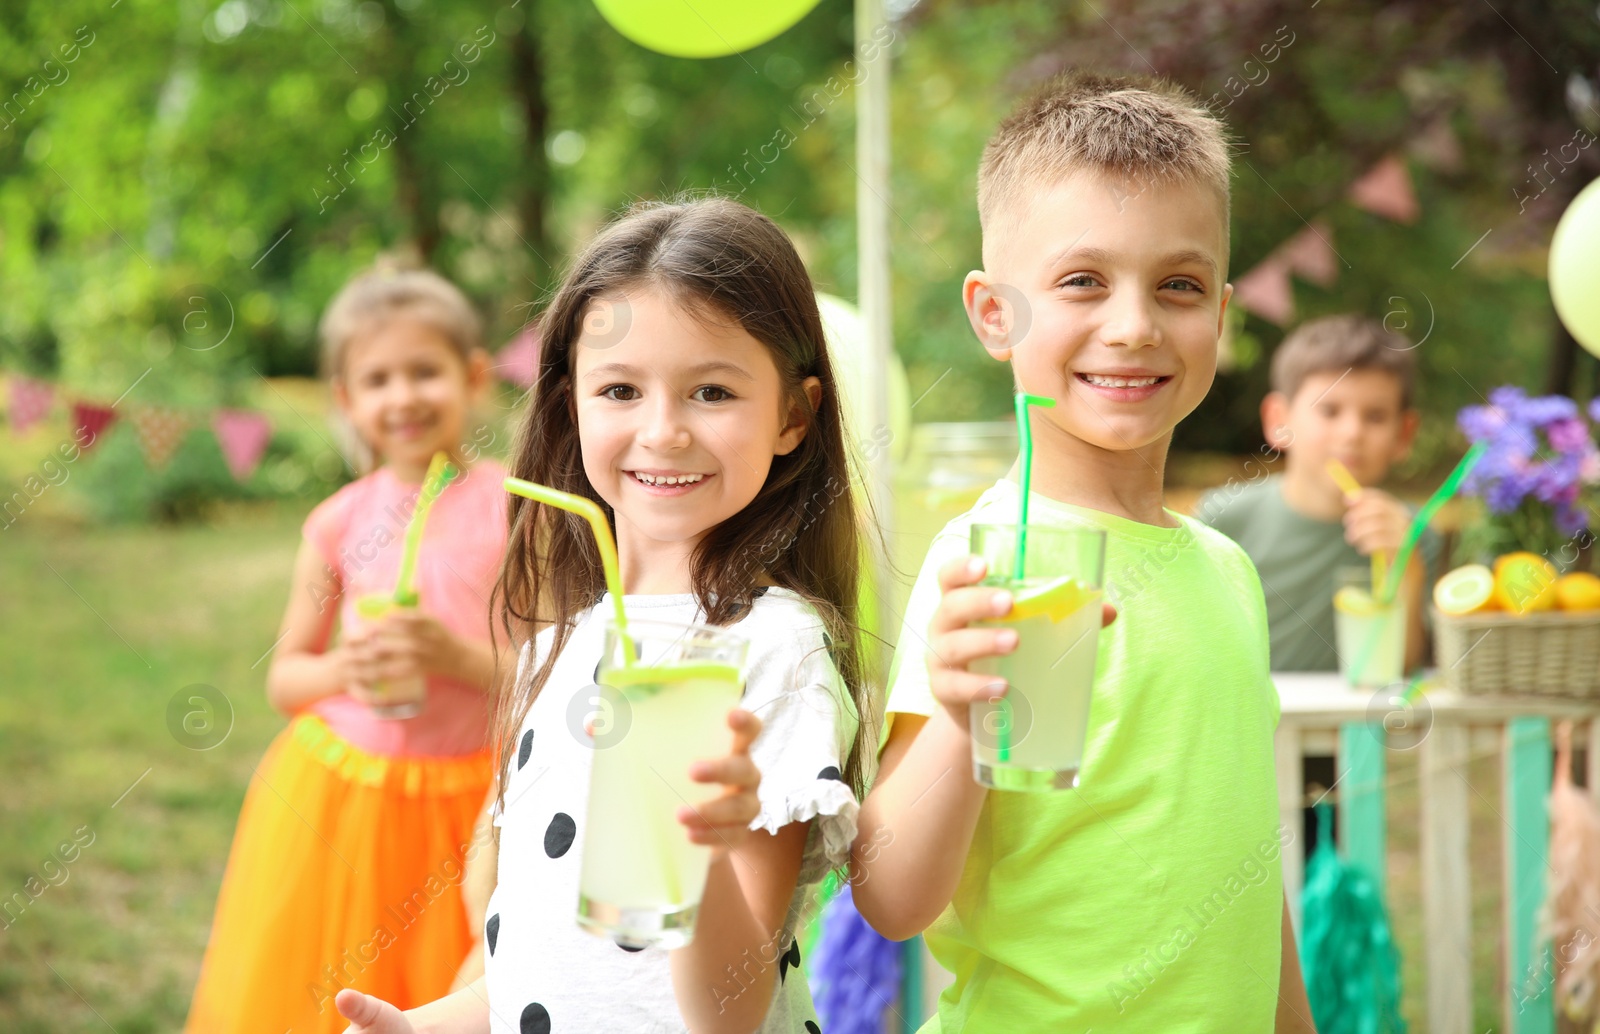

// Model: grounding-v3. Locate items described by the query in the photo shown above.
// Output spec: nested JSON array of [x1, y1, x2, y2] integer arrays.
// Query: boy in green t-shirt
[[1194, 314, 1439, 674], [851, 73, 1315, 1031]]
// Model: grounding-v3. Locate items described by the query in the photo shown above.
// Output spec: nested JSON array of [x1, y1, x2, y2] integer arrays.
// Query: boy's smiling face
[[966, 171, 1231, 454]]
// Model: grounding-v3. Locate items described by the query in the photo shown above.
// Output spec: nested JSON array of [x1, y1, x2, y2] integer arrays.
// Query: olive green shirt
[[1195, 475, 1440, 672]]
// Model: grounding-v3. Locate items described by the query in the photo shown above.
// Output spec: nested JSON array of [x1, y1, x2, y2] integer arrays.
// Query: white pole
[[855, 0, 894, 655]]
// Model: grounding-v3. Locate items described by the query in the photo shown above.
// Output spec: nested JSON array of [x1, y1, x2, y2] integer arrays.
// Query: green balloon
[[593, 0, 824, 58], [1550, 177, 1600, 358]]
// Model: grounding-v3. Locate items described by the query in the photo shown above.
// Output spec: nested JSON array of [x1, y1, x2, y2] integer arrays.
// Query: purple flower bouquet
[[1456, 387, 1600, 567]]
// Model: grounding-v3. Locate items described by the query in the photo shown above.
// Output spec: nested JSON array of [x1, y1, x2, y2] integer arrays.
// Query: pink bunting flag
[[1348, 156, 1419, 224], [129, 406, 192, 470], [212, 409, 273, 482], [72, 401, 117, 453], [8, 375, 54, 435], [493, 326, 540, 388], [1277, 221, 1339, 288], [1232, 257, 1296, 326]]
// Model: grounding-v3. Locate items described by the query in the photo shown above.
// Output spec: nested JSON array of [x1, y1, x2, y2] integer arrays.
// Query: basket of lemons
[[1433, 554, 1600, 695]]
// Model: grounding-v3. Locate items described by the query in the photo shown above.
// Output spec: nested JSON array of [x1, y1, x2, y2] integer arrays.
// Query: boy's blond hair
[[319, 260, 484, 378], [1271, 314, 1418, 409], [978, 71, 1232, 251]]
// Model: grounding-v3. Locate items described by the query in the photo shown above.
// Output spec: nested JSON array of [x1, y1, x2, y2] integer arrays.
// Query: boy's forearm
[[408, 976, 492, 1034], [1275, 897, 1316, 1032], [852, 711, 988, 940]]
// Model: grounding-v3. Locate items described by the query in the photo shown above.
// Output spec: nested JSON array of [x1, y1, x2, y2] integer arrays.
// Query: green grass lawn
[[0, 507, 301, 1033], [0, 507, 1520, 1031]]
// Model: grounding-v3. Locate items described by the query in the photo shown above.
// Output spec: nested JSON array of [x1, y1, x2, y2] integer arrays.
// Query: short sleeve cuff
[[751, 773, 860, 885]]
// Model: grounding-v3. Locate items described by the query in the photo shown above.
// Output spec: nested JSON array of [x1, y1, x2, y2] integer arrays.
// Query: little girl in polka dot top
[[335, 198, 873, 1034]]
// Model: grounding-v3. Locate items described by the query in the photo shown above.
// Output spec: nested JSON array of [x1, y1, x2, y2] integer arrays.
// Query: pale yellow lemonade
[[577, 660, 744, 949], [969, 576, 1102, 790], [350, 594, 427, 718], [1333, 583, 1406, 688]]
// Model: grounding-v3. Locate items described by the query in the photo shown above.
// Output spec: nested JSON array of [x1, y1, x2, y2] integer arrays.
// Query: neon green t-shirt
[[883, 479, 1287, 1032]]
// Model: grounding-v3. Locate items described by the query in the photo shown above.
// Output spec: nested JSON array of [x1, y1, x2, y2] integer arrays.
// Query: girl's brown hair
[[490, 196, 875, 808]]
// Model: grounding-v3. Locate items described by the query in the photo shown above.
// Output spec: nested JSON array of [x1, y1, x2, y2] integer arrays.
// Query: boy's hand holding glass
[[927, 553, 1119, 728]]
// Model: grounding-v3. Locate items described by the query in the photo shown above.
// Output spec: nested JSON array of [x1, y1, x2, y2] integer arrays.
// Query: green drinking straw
[[503, 477, 637, 668], [1378, 440, 1488, 605], [1350, 441, 1489, 679], [1012, 392, 1057, 581], [393, 451, 460, 607], [996, 393, 1056, 762]]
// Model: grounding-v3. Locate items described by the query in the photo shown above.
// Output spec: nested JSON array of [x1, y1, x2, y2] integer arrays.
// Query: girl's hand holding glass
[[679, 708, 763, 853]]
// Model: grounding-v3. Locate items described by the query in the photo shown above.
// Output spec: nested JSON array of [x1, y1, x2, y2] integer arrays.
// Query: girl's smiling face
[[335, 318, 486, 480], [572, 289, 818, 588]]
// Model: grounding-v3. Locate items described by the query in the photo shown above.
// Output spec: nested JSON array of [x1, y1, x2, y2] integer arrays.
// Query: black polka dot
[[544, 813, 576, 858], [617, 941, 645, 952], [593, 659, 602, 683], [520, 1002, 551, 1034], [817, 765, 843, 783], [517, 729, 535, 769], [752, 586, 769, 598], [486, 913, 500, 956], [779, 938, 801, 983], [805, 1022, 821, 1034]]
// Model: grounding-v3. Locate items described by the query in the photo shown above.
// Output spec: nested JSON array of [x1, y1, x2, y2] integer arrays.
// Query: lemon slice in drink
[[1006, 576, 1093, 622], [1333, 585, 1380, 617], [1433, 564, 1495, 615]]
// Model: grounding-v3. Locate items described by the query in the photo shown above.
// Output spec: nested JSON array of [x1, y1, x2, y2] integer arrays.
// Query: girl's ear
[[464, 348, 492, 403], [775, 376, 822, 456], [331, 375, 351, 414]]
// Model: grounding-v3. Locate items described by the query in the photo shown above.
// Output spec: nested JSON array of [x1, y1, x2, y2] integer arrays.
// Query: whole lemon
[[1555, 572, 1600, 611], [1492, 553, 1559, 614]]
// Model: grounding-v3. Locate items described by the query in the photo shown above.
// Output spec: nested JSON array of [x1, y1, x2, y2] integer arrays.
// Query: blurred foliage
[[1, 0, 1598, 521]]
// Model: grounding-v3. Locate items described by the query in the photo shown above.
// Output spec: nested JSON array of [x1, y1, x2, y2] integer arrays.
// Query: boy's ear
[[963, 271, 1027, 361], [1261, 392, 1293, 451], [331, 375, 351, 413], [1393, 408, 1422, 462], [775, 376, 823, 456]]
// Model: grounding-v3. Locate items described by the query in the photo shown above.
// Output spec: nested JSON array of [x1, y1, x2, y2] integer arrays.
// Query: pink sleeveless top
[[301, 459, 509, 757]]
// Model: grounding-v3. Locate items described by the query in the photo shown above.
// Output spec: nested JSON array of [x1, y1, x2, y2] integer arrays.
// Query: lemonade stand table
[[1274, 671, 1600, 1034]]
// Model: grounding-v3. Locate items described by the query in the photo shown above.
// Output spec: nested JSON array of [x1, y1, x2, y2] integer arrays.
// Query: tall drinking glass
[[1333, 566, 1406, 688], [968, 523, 1107, 791], [349, 594, 427, 719], [577, 617, 749, 949]]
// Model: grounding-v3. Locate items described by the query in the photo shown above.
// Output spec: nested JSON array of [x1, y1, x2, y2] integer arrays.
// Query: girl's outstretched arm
[[335, 977, 491, 1034], [265, 538, 355, 715], [669, 709, 810, 1033]]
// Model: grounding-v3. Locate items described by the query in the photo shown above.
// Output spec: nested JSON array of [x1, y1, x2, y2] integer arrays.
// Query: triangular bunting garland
[[8, 375, 54, 435], [1348, 155, 1419, 224], [1278, 220, 1339, 288], [494, 326, 540, 389], [1232, 256, 1296, 326], [71, 401, 117, 453], [212, 409, 273, 482], [129, 405, 192, 470]]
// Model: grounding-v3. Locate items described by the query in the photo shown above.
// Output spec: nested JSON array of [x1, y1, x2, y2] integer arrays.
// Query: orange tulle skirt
[[185, 714, 493, 1034]]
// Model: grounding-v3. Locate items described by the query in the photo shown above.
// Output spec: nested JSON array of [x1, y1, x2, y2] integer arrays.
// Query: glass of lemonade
[[1333, 566, 1407, 688], [349, 594, 427, 719], [578, 617, 749, 949], [968, 523, 1107, 791]]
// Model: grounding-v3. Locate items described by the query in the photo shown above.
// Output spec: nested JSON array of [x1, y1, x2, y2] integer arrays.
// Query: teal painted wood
[[900, 934, 924, 1032], [1338, 722, 1387, 895], [1505, 716, 1554, 1033]]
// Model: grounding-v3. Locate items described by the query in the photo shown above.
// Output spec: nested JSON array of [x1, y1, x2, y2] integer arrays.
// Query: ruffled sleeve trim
[[752, 774, 860, 884]]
